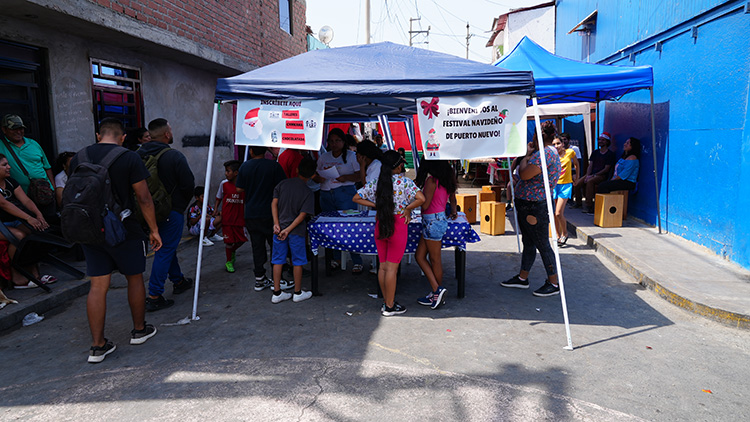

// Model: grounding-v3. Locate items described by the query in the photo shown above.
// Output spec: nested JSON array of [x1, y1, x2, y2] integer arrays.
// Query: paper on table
[[318, 166, 340, 179]]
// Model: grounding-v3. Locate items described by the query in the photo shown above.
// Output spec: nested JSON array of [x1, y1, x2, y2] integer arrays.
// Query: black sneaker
[[88, 339, 116, 363], [254, 275, 273, 291], [382, 302, 407, 316], [130, 323, 157, 345], [172, 277, 194, 295], [145, 295, 175, 312], [500, 275, 529, 289], [533, 282, 560, 297]]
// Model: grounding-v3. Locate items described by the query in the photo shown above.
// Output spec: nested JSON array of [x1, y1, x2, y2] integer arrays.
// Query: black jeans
[[516, 198, 557, 278], [246, 217, 274, 278], [597, 179, 636, 193]]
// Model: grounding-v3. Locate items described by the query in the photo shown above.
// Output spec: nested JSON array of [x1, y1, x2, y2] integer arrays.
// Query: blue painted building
[[554, 0, 750, 269]]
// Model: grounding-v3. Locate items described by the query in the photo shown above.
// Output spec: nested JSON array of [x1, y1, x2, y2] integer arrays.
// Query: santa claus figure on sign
[[242, 107, 263, 140]]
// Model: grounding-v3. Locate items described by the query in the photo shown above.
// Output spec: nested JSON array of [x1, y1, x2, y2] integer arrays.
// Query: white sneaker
[[293, 291, 313, 302], [201, 237, 214, 246], [279, 279, 294, 290], [271, 291, 292, 304], [208, 234, 224, 242], [369, 266, 377, 275]]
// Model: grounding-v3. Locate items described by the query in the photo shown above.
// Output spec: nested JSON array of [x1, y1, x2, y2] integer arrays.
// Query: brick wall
[[89, 0, 307, 66]]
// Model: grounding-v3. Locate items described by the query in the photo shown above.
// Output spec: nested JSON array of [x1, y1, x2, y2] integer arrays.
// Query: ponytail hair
[[375, 150, 404, 239], [540, 120, 557, 145]]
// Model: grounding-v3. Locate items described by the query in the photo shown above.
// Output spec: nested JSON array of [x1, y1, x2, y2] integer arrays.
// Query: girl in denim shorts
[[414, 159, 457, 310]]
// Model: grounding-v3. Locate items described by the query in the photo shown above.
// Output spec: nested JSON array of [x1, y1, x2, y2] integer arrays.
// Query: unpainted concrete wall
[[0, 16, 235, 197]]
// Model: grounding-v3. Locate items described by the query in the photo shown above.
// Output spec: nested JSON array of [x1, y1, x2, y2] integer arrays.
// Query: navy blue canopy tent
[[216, 41, 535, 120], [192, 41, 542, 313], [197, 41, 580, 349], [495, 36, 661, 234]]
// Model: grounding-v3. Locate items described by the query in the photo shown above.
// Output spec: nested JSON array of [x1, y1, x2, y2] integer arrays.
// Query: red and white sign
[[235, 99, 325, 150]]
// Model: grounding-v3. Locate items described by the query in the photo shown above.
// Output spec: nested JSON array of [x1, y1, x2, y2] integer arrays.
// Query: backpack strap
[[99, 146, 129, 169], [153, 147, 172, 161], [150, 147, 177, 195], [78, 145, 91, 165]]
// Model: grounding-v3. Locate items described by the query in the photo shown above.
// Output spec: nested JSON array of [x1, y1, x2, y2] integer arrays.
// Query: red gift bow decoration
[[421, 97, 440, 119]]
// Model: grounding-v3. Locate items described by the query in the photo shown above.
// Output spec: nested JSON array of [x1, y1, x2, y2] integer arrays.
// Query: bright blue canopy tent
[[494, 36, 653, 104], [496, 36, 661, 234]]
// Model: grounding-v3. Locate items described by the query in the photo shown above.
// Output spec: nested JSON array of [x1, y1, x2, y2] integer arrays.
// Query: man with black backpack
[[138, 118, 195, 312], [65, 118, 163, 363]]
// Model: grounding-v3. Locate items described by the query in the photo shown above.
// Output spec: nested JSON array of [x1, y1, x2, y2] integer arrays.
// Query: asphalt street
[[1, 230, 748, 421]]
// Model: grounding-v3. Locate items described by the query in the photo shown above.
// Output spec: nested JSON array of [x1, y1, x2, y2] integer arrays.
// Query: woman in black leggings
[[500, 121, 562, 297]]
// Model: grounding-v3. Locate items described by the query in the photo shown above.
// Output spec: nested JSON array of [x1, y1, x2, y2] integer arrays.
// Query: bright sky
[[305, 0, 544, 63]]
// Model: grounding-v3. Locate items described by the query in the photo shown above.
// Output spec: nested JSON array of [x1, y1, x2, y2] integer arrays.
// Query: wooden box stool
[[611, 190, 629, 218], [480, 201, 505, 235], [479, 191, 496, 203], [482, 185, 503, 201], [594, 193, 624, 228], [455, 193, 477, 223]]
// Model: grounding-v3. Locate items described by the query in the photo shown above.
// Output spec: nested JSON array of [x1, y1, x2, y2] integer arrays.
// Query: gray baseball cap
[[2, 115, 26, 130]]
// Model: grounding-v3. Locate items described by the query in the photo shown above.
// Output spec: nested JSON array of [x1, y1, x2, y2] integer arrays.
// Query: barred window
[[90, 59, 143, 130]]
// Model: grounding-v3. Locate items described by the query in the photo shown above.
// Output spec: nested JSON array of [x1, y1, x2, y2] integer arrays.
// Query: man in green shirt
[[0, 115, 55, 215]]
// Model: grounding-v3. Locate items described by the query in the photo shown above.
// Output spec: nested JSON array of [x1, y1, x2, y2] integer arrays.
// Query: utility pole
[[365, 0, 371, 44], [465, 22, 473, 59], [409, 17, 430, 46]]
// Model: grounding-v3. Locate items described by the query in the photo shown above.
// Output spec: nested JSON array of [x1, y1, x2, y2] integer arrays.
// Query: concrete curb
[[568, 220, 750, 330], [0, 235, 197, 333]]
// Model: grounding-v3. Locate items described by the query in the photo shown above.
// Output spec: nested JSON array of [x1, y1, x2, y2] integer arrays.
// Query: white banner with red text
[[416, 95, 527, 160], [235, 99, 325, 150]]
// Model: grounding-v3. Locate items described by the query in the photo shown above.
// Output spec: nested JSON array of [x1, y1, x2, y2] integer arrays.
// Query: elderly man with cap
[[572, 132, 616, 213], [0, 115, 56, 217]]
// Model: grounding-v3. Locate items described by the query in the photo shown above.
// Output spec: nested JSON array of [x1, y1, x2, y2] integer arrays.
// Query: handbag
[[102, 209, 127, 247], [1, 136, 54, 206]]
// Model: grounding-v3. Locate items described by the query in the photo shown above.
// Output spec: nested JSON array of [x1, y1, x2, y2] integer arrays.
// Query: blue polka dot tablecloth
[[308, 211, 481, 255]]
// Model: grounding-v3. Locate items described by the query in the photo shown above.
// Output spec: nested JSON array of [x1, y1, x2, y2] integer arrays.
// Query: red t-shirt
[[278, 149, 303, 179], [219, 180, 245, 226]]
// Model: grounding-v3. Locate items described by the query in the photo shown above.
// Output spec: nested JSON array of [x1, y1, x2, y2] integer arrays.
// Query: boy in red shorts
[[215, 160, 247, 272]]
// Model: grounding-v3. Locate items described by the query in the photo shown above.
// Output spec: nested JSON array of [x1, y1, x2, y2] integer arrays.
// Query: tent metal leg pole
[[191, 101, 220, 321], [406, 118, 419, 173], [650, 88, 662, 234], [507, 157, 521, 254], [532, 97, 573, 351]]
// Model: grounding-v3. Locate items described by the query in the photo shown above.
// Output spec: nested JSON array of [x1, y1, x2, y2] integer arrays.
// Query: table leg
[[457, 248, 466, 299], [311, 252, 320, 296], [454, 247, 460, 280], [324, 248, 332, 277]]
